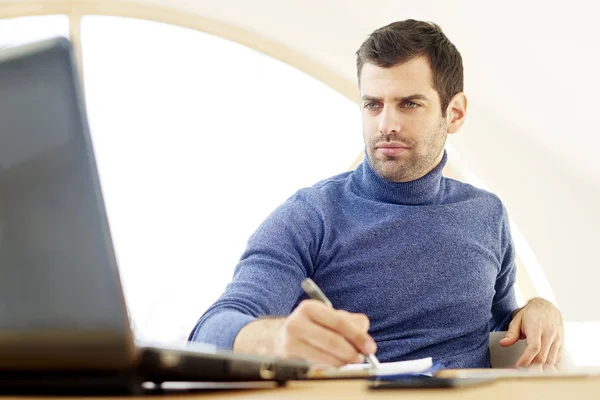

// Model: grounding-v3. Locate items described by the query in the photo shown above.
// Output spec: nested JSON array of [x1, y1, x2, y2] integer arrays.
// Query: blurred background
[[1, 0, 598, 366]]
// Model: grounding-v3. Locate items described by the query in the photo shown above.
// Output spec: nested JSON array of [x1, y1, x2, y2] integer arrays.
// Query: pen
[[300, 278, 381, 369]]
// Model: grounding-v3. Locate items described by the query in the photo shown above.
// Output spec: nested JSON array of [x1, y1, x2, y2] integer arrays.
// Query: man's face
[[360, 56, 448, 182]]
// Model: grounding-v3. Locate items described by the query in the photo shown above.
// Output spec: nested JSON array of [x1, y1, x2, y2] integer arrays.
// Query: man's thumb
[[499, 319, 521, 347]]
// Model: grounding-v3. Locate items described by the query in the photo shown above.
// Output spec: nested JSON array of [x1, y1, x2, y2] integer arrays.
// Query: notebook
[[307, 357, 436, 379]]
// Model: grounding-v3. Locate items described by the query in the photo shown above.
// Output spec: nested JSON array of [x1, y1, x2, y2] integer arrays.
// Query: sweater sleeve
[[187, 193, 324, 349], [489, 205, 519, 332]]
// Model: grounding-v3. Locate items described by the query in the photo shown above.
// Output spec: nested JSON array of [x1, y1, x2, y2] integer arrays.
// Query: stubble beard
[[365, 120, 448, 183]]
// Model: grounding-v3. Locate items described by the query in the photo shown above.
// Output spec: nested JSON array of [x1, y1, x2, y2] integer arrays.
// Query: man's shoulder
[[276, 170, 353, 215], [296, 170, 354, 198], [444, 177, 505, 213]]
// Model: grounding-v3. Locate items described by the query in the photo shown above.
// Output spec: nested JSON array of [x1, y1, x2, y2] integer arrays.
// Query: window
[[80, 16, 363, 342]]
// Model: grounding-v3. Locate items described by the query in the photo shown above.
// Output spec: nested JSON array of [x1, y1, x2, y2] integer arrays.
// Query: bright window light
[[80, 16, 363, 343], [564, 322, 600, 367]]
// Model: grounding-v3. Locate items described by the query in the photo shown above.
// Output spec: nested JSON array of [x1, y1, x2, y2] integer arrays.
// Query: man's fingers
[[499, 332, 519, 347], [500, 315, 522, 347], [306, 304, 375, 355], [287, 338, 349, 368], [286, 311, 362, 365], [527, 363, 544, 373], [516, 333, 542, 367], [506, 297, 564, 367], [542, 363, 559, 374], [346, 312, 370, 332], [302, 323, 363, 364], [547, 341, 562, 365], [532, 331, 553, 364]]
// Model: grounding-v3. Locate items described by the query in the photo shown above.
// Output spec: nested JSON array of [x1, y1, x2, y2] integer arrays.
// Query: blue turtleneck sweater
[[189, 151, 518, 368]]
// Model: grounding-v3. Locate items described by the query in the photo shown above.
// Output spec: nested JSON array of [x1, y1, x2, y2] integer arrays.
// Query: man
[[189, 19, 563, 369]]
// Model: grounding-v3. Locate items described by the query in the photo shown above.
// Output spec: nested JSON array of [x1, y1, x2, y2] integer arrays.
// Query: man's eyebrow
[[360, 94, 430, 102]]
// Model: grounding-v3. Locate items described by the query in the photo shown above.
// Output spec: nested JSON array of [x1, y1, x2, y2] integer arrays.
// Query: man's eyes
[[403, 101, 420, 109], [363, 101, 421, 110], [363, 102, 381, 110]]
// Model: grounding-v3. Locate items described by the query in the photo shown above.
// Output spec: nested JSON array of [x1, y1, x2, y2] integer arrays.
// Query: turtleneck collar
[[352, 150, 448, 205]]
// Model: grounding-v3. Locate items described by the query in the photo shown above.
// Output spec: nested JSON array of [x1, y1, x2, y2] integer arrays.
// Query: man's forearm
[[233, 317, 285, 356]]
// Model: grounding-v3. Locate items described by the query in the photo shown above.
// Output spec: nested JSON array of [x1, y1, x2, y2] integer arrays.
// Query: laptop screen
[[0, 39, 132, 360]]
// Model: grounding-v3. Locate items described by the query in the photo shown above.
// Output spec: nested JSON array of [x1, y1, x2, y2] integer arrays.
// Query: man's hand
[[499, 297, 564, 367], [233, 300, 376, 367]]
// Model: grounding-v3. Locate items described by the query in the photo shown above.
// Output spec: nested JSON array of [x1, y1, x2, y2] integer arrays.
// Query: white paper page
[[339, 357, 433, 376]]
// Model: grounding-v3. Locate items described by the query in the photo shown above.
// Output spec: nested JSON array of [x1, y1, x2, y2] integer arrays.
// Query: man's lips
[[376, 143, 409, 157]]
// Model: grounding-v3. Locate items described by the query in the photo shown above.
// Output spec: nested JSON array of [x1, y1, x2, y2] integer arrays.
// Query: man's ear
[[446, 92, 467, 134]]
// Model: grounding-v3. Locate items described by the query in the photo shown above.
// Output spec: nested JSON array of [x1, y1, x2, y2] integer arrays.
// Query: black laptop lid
[[0, 38, 135, 370]]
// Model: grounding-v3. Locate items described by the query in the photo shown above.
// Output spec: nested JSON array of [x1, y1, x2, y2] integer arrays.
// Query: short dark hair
[[356, 20, 463, 115]]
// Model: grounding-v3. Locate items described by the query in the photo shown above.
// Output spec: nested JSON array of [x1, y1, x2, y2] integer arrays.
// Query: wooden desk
[[5, 376, 600, 400]]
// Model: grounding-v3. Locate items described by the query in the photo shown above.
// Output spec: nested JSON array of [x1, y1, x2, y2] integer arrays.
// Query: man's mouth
[[376, 143, 409, 157]]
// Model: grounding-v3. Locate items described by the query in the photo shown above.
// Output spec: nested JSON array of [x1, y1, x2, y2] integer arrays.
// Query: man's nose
[[378, 106, 403, 135]]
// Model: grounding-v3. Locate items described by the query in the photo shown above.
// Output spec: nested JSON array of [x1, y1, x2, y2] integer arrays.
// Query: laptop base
[[0, 371, 144, 395]]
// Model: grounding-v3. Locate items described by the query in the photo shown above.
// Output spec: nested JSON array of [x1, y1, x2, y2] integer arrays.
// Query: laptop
[[0, 37, 310, 392]]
